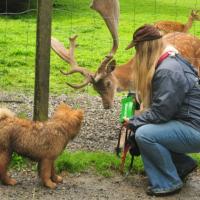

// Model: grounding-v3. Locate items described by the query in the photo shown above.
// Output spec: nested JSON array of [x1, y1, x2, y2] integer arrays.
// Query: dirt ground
[[0, 169, 200, 200]]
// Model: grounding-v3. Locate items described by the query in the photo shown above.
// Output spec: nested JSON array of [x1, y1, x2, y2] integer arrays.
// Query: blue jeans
[[135, 120, 200, 193]]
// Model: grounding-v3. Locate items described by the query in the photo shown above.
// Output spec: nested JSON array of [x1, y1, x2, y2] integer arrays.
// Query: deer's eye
[[105, 81, 111, 88]]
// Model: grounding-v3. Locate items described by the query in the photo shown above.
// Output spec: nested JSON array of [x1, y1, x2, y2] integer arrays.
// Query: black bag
[[126, 129, 140, 156], [116, 126, 140, 174]]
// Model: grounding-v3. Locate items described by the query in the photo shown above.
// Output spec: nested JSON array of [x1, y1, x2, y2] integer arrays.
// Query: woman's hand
[[123, 117, 130, 127]]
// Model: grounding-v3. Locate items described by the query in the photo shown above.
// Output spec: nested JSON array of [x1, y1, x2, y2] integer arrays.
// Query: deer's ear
[[107, 60, 116, 74]]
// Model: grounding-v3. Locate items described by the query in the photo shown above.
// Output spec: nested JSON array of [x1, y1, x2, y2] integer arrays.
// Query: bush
[[0, 0, 36, 13]]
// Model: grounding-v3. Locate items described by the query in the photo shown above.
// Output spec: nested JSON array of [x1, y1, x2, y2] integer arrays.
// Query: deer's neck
[[183, 16, 193, 32], [113, 58, 135, 91]]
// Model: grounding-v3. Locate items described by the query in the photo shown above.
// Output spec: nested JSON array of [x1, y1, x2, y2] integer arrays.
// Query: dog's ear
[[57, 103, 72, 111], [63, 104, 72, 110], [74, 109, 84, 122], [0, 108, 15, 120]]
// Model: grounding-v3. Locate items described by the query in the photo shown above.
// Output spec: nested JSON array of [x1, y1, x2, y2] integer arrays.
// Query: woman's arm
[[128, 68, 189, 131]]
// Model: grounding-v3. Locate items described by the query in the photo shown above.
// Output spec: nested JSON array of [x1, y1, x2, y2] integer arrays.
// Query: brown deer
[[51, 1, 200, 109], [154, 10, 200, 35], [52, 32, 200, 109], [51, 0, 120, 109]]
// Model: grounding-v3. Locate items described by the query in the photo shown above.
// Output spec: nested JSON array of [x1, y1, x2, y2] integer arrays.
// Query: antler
[[51, 35, 94, 89], [90, 0, 120, 81], [51, 1, 120, 89], [90, 0, 119, 56]]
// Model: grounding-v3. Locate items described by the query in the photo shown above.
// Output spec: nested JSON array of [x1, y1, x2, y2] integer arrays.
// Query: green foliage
[[10, 153, 28, 170], [191, 153, 200, 165], [55, 152, 200, 177], [17, 111, 29, 118], [9, 151, 200, 177], [9, 151, 141, 177], [9, 150, 143, 177], [55, 150, 143, 177], [0, 0, 200, 94]]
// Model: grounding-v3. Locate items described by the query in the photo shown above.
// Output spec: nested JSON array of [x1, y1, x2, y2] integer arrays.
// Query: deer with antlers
[[154, 10, 200, 35], [51, 0, 120, 109], [51, 0, 200, 109]]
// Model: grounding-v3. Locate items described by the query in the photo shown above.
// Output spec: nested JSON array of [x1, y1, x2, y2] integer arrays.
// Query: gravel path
[[0, 91, 121, 152], [0, 169, 200, 200], [0, 91, 200, 200]]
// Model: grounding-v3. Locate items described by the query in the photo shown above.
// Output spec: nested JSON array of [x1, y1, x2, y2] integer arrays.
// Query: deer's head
[[191, 10, 200, 21], [92, 59, 118, 109], [51, 0, 120, 109]]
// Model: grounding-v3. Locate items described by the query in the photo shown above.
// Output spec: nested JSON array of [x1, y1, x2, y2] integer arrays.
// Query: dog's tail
[[0, 108, 15, 120]]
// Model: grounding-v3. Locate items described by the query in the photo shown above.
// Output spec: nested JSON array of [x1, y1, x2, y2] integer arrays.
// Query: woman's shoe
[[178, 162, 197, 180], [146, 186, 182, 196], [171, 153, 198, 180]]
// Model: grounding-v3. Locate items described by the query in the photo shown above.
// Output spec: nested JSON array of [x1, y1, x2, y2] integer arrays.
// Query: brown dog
[[0, 103, 84, 189]]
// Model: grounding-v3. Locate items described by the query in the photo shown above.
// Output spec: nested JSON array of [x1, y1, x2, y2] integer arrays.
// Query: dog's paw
[[4, 178, 17, 186], [44, 181, 57, 189], [52, 175, 63, 183]]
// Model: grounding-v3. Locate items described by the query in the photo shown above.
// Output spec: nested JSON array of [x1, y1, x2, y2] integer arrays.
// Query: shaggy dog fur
[[0, 103, 84, 189]]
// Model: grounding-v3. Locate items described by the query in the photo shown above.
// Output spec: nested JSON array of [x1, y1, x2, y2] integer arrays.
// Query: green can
[[119, 92, 136, 123]]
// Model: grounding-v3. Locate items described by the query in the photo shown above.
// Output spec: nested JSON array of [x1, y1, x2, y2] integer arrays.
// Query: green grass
[[10, 153, 27, 170], [0, 0, 200, 94], [10, 151, 200, 177], [55, 151, 144, 177], [10, 150, 143, 177]]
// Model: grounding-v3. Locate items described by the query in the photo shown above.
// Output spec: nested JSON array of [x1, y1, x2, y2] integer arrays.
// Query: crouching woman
[[124, 24, 200, 196]]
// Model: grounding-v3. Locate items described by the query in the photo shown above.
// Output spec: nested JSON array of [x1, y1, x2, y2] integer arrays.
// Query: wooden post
[[33, 0, 52, 121]]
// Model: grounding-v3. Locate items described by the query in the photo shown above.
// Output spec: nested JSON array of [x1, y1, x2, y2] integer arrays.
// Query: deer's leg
[[51, 161, 63, 184], [0, 151, 17, 186], [38, 159, 57, 189]]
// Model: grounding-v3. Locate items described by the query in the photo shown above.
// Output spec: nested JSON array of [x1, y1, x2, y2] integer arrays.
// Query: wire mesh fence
[[0, 0, 200, 95], [0, 0, 37, 93]]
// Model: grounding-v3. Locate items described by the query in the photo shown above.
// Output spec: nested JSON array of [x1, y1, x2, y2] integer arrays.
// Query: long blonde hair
[[133, 38, 165, 109]]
